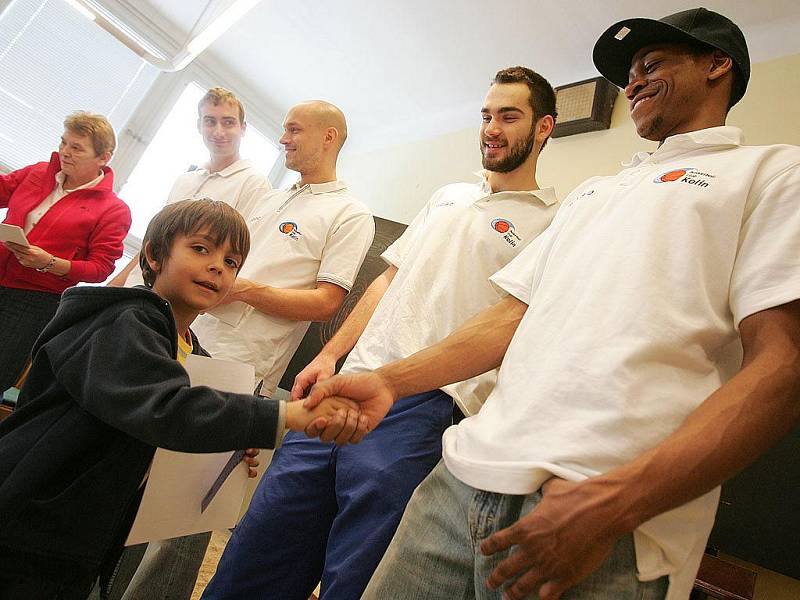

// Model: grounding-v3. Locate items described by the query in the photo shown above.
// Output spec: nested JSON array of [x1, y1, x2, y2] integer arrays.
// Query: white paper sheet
[[125, 354, 256, 545], [0, 224, 29, 247]]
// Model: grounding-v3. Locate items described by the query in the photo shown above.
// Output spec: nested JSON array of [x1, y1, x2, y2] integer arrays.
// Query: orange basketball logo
[[279, 222, 299, 235], [492, 219, 513, 234], [655, 169, 688, 183]]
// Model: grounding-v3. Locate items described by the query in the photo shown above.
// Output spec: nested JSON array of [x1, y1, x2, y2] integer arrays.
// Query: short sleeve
[[489, 224, 553, 304], [316, 210, 375, 291], [730, 162, 800, 326]]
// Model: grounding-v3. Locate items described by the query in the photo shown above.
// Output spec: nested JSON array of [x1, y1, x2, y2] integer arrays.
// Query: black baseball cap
[[592, 7, 750, 106]]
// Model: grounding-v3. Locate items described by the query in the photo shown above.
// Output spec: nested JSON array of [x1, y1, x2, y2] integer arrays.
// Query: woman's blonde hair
[[63, 111, 116, 156]]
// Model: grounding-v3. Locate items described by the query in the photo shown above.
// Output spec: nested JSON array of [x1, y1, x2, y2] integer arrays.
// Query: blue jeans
[[201, 390, 453, 600], [364, 461, 668, 600]]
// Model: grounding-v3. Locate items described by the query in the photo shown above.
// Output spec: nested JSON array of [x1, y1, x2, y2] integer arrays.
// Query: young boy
[[0, 199, 361, 599]]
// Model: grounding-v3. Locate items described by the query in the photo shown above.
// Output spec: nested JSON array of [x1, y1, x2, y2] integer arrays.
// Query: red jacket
[[0, 153, 131, 293]]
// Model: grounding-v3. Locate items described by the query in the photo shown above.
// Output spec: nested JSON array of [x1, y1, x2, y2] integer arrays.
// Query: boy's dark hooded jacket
[[0, 286, 280, 585]]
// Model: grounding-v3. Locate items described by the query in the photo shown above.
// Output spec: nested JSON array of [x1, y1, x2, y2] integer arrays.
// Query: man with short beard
[[201, 66, 561, 600]]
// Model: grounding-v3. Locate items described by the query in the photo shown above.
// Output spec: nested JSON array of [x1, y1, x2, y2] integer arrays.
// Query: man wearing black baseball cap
[[593, 7, 750, 107], [308, 7, 800, 600]]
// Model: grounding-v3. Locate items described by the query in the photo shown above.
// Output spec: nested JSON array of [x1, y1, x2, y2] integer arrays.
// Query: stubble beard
[[481, 127, 536, 173]]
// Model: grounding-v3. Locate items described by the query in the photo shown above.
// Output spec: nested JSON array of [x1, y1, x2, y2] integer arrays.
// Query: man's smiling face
[[625, 43, 713, 142], [479, 82, 538, 173]]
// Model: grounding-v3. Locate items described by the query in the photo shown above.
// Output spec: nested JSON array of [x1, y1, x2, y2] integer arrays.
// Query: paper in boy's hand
[[202, 449, 246, 512], [0, 224, 30, 247], [125, 355, 255, 545]]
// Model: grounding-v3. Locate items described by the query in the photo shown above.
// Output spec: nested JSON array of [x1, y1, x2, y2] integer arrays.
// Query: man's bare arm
[[291, 265, 397, 399], [482, 299, 800, 600], [107, 253, 139, 287], [378, 294, 528, 399], [304, 295, 528, 434], [225, 279, 347, 322]]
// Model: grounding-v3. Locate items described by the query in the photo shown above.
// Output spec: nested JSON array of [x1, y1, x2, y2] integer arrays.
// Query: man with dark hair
[[305, 8, 800, 600], [202, 67, 561, 600], [493, 66, 558, 149]]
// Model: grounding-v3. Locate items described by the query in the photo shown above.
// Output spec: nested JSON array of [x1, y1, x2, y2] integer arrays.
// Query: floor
[[189, 530, 230, 600]]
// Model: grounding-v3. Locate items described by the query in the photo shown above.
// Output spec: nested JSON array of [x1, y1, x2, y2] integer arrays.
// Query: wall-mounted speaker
[[552, 76, 618, 138]]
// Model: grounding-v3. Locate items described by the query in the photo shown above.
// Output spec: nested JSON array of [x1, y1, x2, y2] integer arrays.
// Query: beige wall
[[340, 53, 800, 224]]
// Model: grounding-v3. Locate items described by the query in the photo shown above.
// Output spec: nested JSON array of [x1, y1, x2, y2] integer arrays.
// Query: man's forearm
[[378, 295, 528, 400], [586, 301, 800, 537], [318, 266, 397, 360], [234, 282, 344, 322], [107, 253, 139, 287]]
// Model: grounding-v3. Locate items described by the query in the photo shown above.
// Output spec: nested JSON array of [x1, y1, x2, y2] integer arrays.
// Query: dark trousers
[[0, 573, 95, 600], [0, 286, 60, 393]]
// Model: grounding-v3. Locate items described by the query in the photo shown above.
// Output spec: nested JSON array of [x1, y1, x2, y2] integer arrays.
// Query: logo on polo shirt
[[491, 218, 521, 247], [654, 167, 715, 188], [279, 221, 302, 240]]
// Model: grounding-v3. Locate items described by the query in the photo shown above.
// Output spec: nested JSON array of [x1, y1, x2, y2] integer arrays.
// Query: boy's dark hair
[[140, 199, 250, 287], [492, 66, 558, 148]]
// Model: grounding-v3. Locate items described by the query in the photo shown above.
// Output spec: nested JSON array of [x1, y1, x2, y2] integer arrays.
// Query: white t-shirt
[[127, 159, 270, 287], [192, 181, 374, 397], [342, 177, 560, 415], [442, 127, 800, 600]]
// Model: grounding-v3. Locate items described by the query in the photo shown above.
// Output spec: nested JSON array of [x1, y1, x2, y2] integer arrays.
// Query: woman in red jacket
[[0, 111, 131, 392]]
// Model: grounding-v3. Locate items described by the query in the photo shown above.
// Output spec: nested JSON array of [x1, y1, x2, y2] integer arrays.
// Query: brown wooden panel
[[693, 554, 756, 600], [708, 424, 800, 579]]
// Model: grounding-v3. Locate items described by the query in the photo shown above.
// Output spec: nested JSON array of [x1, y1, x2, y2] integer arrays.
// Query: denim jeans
[[116, 532, 211, 600], [363, 461, 668, 600]]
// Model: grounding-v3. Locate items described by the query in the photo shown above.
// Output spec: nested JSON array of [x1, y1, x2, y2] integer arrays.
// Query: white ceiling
[[140, 0, 800, 153]]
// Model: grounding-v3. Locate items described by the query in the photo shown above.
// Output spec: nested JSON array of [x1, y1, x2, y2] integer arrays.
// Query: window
[[0, 0, 158, 170], [118, 81, 281, 242]]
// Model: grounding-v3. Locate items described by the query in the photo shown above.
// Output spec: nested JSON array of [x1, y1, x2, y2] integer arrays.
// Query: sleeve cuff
[[275, 399, 287, 448]]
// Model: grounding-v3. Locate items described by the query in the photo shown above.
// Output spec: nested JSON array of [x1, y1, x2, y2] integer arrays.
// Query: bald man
[[115, 101, 374, 600], [190, 100, 373, 399]]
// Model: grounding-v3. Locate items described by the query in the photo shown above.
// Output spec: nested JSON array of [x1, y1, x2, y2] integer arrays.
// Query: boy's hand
[[286, 396, 365, 445], [242, 448, 260, 478]]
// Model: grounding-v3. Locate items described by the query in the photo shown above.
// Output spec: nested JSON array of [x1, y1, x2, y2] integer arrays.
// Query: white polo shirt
[[126, 159, 270, 287], [192, 181, 374, 397], [342, 176, 559, 415], [166, 158, 270, 214], [442, 127, 800, 600]]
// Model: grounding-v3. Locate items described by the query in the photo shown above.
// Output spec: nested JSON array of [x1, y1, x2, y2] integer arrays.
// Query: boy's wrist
[[275, 399, 287, 447], [284, 400, 299, 430]]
